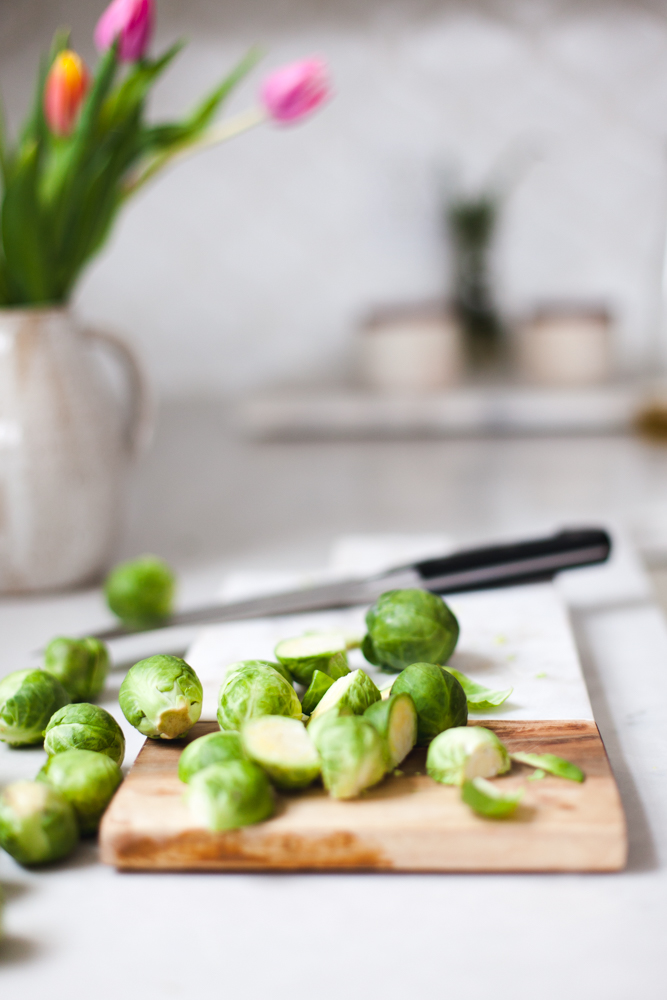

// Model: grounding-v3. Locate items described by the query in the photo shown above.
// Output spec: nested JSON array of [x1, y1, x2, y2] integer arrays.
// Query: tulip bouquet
[[0, 0, 329, 306]]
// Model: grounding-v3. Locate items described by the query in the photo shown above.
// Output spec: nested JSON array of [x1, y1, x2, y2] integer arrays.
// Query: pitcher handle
[[82, 326, 154, 459]]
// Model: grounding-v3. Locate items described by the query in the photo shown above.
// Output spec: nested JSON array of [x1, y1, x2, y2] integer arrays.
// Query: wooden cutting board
[[99, 718, 626, 872]]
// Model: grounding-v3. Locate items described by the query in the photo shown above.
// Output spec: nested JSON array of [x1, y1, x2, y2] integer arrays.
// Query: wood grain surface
[[99, 720, 627, 872]]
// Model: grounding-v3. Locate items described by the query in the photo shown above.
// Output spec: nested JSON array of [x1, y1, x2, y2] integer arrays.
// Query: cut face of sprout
[[310, 669, 381, 722], [364, 694, 417, 769], [275, 633, 349, 685], [241, 716, 320, 790], [427, 726, 510, 786]]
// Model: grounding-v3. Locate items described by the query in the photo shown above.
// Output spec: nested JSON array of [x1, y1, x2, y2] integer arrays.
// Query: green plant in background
[[446, 191, 505, 369], [0, 0, 330, 307]]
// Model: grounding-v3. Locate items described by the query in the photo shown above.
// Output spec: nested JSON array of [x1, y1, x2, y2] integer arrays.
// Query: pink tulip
[[94, 0, 154, 63], [260, 58, 330, 125], [44, 50, 90, 137]]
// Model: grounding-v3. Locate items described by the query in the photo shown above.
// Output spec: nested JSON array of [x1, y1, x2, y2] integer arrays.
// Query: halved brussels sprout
[[186, 760, 274, 831], [37, 749, 123, 835], [391, 663, 467, 745], [443, 667, 512, 711], [0, 669, 70, 747], [461, 776, 523, 818], [427, 726, 510, 785], [104, 554, 176, 630], [301, 670, 335, 716], [44, 703, 125, 765], [119, 655, 202, 740], [217, 661, 302, 732], [274, 633, 349, 685], [309, 669, 381, 722], [178, 731, 245, 783], [310, 714, 386, 799], [43, 637, 109, 702], [241, 716, 321, 790], [363, 589, 459, 673], [511, 751, 584, 783], [0, 780, 78, 864], [364, 693, 417, 769]]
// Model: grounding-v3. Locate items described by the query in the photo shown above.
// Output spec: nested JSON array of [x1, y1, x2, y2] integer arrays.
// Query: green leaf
[[2, 140, 54, 302], [461, 777, 523, 818], [511, 752, 584, 783], [443, 667, 512, 711], [102, 42, 185, 131]]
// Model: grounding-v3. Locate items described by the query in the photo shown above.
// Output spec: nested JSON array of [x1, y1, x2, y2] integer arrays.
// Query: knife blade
[[88, 527, 611, 642]]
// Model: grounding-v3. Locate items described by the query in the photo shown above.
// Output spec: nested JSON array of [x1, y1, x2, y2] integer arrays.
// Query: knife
[[89, 527, 611, 642]]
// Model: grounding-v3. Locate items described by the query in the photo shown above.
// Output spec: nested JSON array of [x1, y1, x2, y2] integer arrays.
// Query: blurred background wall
[[2, 0, 667, 396]]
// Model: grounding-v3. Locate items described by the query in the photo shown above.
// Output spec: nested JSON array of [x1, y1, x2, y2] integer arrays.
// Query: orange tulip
[[44, 50, 90, 137]]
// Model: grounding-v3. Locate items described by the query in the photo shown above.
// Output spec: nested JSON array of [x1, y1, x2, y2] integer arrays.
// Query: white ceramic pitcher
[[0, 307, 151, 592]]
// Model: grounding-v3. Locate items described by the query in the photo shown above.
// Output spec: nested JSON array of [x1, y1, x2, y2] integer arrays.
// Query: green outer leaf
[[301, 669, 335, 715], [119, 655, 203, 740], [217, 661, 302, 732], [186, 760, 274, 831], [511, 751, 584, 783], [44, 703, 125, 765], [461, 777, 523, 818], [391, 663, 467, 746], [364, 589, 460, 673], [178, 731, 245, 783], [0, 780, 78, 865], [310, 714, 386, 800], [43, 636, 109, 702], [0, 669, 70, 746], [37, 748, 123, 835], [443, 667, 512, 711]]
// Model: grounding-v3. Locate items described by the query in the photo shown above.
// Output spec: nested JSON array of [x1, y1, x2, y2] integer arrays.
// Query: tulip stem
[[123, 106, 268, 198]]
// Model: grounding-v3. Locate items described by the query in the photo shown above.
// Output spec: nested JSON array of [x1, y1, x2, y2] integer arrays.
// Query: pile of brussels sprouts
[[0, 564, 585, 869], [112, 587, 581, 832], [0, 554, 175, 870]]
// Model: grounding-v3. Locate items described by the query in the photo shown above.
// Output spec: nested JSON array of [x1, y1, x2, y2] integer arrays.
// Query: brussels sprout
[[178, 731, 245, 783], [119, 655, 202, 740], [43, 637, 109, 702], [310, 714, 386, 799], [241, 716, 321, 790], [443, 667, 512, 711], [44, 703, 125, 765], [427, 726, 511, 786], [186, 760, 274, 831], [37, 749, 123, 835], [363, 589, 459, 673], [309, 669, 381, 722], [217, 661, 302, 732], [0, 781, 78, 864], [461, 777, 523, 818], [104, 554, 175, 630], [511, 751, 584, 783], [0, 669, 70, 747], [391, 663, 467, 746], [301, 670, 335, 715], [274, 633, 349, 685], [364, 694, 417, 769]]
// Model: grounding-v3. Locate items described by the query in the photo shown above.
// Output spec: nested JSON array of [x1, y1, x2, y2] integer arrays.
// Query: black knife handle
[[413, 528, 611, 595]]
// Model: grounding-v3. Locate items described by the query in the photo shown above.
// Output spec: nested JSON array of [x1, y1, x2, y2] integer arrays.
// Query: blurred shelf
[[237, 383, 648, 440]]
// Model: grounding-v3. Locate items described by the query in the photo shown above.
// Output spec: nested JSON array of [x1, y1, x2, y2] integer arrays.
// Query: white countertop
[[2, 407, 667, 999]]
